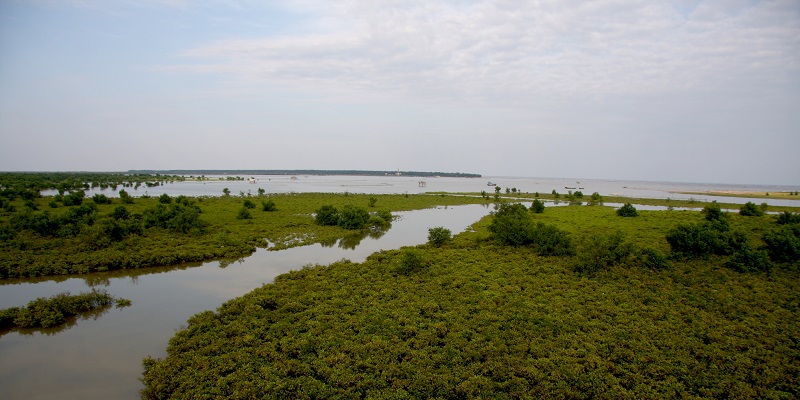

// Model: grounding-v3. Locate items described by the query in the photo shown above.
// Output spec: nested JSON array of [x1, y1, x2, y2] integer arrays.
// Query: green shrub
[[739, 202, 763, 217], [530, 222, 575, 256], [762, 225, 800, 264], [488, 203, 533, 246], [314, 205, 339, 226], [724, 246, 773, 273], [119, 189, 134, 204], [427, 227, 451, 246], [62, 191, 84, 206], [396, 249, 425, 275], [637, 247, 670, 270], [368, 196, 377, 207], [377, 209, 393, 223], [776, 212, 800, 225], [242, 199, 256, 209], [110, 205, 130, 220], [236, 207, 252, 220], [574, 232, 633, 274], [702, 201, 724, 222], [665, 221, 744, 258], [530, 199, 545, 213], [338, 205, 370, 230], [616, 203, 638, 217], [1, 290, 118, 329], [143, 203, 205, 234], [92, 193, 111, 204], [261, 200, 277, 212], [158, 193, 172, 204]]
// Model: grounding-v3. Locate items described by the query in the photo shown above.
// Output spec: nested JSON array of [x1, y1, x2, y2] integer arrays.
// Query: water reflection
[[0, 304, 115, 338], [0, 204, 492, 400]]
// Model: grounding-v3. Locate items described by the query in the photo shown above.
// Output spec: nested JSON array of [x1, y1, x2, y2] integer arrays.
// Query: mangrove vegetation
[[141, 203, 800, 399]]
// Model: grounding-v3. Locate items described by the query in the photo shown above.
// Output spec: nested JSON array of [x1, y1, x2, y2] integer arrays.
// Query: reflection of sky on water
[[0, 204, 491, 400]]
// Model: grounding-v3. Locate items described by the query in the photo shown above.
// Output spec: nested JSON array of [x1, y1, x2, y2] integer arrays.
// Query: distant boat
[[565, 186, 576, 190], [487, 181, 497, 186]]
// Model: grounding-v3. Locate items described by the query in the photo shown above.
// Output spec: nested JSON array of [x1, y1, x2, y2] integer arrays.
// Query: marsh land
[[0, 172, 798, 399]]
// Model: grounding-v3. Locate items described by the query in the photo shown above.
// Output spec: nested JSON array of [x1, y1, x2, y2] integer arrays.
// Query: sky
[[0, 0, 798, 185]]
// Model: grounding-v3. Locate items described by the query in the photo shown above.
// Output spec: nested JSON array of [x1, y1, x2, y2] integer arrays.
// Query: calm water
[[43, 175, 800, 207], [0, 204, 491, 399]]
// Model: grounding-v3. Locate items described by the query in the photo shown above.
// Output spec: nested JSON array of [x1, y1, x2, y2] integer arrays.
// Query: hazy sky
[[1, 1, 798, 185]]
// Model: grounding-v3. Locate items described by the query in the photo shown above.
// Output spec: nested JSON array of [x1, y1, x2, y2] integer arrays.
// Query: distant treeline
[[0, 172, 184, 193], [128, 169, 482, 178]]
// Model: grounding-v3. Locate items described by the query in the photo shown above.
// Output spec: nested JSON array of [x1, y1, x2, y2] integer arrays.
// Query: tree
[[222, 188, 230, 196], [261, 200, 277, 212], [427, 227, 451, 246], [702, 201, 724, 222], [739, 202, 763, 217], [159, 193, 172, 204], [338, 205, 370, 230], [119, 189, 134, 204], [530, 199, 545, 213], [489, 203, 534, 246], [236, 207, 252, 220], [616, 203, 638, 217], [315, 205, 339, 226]]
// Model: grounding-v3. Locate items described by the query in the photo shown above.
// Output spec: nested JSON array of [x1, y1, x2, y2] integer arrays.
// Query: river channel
[[0, 204, 492, 399]]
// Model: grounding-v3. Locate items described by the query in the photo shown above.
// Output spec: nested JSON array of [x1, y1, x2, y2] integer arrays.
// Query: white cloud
[[159, 0, 799, 107]]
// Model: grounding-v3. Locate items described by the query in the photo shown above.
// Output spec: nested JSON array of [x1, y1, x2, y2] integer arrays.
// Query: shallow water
[[0, 204, 492, 399], [42, 175, 800, 207]]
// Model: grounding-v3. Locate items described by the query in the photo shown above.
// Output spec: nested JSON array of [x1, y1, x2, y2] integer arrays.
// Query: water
[[0, 204, 491, 399], [42, 175, 800, 207]]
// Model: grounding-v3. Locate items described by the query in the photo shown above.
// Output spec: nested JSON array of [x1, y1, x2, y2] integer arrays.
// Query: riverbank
[[0, 193, 486, 279]]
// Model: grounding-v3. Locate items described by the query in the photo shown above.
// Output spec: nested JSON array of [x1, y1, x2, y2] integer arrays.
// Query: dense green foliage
[[739, 201, 764, 217], [616, 203, 638, 217], [488, 203, 533, 246], [0, 172, 185, 195], [573, 232, 633, 274], [0, 290, 128, 329], [338, 205, 371, 230], [487, 203, 574, 256], [141, 206, 800, 399], [0, 193, 480, 278], [762, 224, 800, 264], [530, 198, 545, 213], [427, 226, 452, 246], [777, 211, 800, 225]]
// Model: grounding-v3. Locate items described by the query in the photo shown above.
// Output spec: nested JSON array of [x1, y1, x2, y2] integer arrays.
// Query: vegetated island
[[128, 169, 483, 178], [141, 201, 800, 399]]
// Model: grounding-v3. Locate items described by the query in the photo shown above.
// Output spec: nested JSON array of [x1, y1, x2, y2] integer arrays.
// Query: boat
[[487, 181, 497, 186]]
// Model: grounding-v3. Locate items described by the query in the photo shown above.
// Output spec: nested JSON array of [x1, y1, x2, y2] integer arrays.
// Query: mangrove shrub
[[616, 203, 638, 217], [427, 226, 451, 247]]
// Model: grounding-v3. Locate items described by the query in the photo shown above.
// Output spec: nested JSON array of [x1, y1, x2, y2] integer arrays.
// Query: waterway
[[0, 204, 492, 399], [5, 175, 799, 398]]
